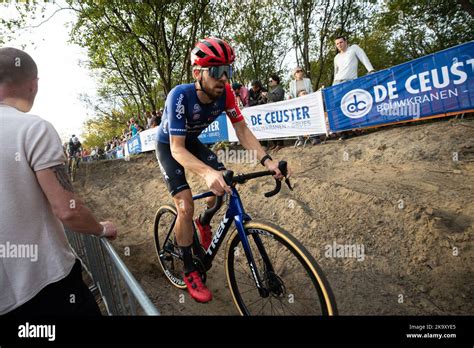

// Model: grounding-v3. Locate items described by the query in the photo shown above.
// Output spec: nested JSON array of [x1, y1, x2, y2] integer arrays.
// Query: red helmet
[[190, 37, 235, 66]]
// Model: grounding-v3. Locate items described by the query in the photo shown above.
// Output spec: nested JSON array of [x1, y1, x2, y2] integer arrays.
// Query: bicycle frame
[[173, 186, 273, 296]]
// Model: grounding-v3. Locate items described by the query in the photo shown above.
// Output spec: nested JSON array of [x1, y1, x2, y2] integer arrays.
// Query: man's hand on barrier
[[99, 221, 118, 240]]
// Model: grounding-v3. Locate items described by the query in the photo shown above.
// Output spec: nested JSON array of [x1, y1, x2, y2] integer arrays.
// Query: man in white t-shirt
[[0, 47, 118, 317], [333, 36, 375, 85]]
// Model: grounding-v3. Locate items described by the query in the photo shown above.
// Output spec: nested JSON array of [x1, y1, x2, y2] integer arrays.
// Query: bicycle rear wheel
[[153, 205, 186, 289], [225, 221, 337, 316]]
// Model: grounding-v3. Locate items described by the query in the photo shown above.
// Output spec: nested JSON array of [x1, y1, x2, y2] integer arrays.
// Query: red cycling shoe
[[183, 270, 213, 303], [195, 217, 212, 250]]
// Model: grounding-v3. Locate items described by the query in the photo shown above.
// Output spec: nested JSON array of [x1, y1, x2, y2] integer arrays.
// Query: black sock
[[181, 244, 195, 274], [199, 209, 215, 226]]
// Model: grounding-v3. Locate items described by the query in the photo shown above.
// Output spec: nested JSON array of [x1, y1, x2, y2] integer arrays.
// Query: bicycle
[[153, 161, 338, 315]]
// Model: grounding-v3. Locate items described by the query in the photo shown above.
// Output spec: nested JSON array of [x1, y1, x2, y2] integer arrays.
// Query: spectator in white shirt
[[333, 36, 375, 85], [0, 47, 118, 318]]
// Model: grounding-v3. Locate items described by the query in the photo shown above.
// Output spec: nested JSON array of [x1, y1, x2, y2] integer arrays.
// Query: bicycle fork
[[234, 215, 277, 298]]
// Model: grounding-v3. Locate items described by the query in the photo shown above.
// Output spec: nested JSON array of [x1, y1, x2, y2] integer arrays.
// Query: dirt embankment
[[75, 117, 474, 315]]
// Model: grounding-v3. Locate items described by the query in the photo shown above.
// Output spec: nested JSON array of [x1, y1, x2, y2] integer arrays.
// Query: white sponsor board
[[227, 91, 327, 141], [139, 128, 158, 152]]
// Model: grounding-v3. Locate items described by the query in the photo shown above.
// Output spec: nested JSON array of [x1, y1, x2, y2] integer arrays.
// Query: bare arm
[[36, 164, 117, 238]]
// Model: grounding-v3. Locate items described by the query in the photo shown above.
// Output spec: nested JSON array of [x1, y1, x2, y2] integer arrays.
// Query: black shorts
[[156, 138, 225, 196], [3, 259, 101, 318]]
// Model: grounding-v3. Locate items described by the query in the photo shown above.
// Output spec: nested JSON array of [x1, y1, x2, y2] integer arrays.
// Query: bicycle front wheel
[[225, 221, 338, 316]]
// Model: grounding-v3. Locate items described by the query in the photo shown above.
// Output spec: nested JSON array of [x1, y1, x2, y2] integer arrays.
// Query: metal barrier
[[64, 229, 160, 316]]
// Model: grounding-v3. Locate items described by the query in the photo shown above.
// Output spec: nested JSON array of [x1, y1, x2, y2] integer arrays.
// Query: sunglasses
[[200, 65, 233, 79], [295, 70, 303, 73], [268, 79, 274, 83]]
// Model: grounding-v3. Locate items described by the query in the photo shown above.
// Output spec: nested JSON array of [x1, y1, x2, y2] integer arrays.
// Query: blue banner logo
[[341, 89, 373, 118], [324, 41, 474, 132]]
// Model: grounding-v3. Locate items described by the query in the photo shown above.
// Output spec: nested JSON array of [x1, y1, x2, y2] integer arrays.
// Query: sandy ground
[[75, 116, 474, 315]]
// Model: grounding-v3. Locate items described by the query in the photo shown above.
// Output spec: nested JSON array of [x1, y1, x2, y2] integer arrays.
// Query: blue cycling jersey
[[156, 83, 243, 144]]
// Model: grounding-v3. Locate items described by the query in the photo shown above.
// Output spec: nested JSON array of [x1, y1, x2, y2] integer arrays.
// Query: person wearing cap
[[231, 82, 249, 108], [289, 67, 313, 99]]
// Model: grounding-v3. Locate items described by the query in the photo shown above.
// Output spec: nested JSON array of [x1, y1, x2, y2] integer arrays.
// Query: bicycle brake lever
[[264, 179, 282, 198], [278, 160, 293, 191], [285, 177, 294, 191]]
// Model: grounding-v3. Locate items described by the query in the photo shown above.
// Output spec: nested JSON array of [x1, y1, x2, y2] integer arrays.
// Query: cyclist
[[155, 37, 292, 303], [67, 135, 82, 174]]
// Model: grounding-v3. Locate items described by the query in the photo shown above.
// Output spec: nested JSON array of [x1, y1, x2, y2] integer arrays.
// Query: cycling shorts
[[156, 138, 225, 196]]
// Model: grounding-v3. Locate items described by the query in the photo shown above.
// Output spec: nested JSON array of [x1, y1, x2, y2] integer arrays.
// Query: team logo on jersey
[[207, 154, 216, 161], [193, 114, 200, 120], [227, 108, 238, 119], [175, 94, 185, 119], [193, 103, 202, 114], [175, 169, 183, 175]]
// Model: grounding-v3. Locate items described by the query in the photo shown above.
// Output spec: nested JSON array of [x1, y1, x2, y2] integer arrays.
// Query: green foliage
[[2, 0, 473, 140]]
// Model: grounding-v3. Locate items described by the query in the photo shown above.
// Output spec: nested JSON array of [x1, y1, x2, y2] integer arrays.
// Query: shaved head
[[0, 47, 38, 111], [0, 47, 38, 86]]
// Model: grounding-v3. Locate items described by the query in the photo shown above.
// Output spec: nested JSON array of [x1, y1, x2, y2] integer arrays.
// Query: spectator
[[248, 80, 269, 148], [290, 68, 318, 146], [231, 82, 249, 108], [145, 110, 153, 129], [267, 74, 285, 151], [150, 116, 158, 128], [158, 110, 163, 125], [248, 80, 268, 106], [267, 74, 285, 103], [0, 47, 118, 318], [333, 35, 375, 85], [289, 66, 313, 99], [128, 117, 138, 137], [298, 90, 308, 97], [97, 147, 105, 159]]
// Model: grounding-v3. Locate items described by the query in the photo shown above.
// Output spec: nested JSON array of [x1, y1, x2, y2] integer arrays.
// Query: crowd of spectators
[[82, 36, 374, 157], [230, 35, 375, 150], [101, 109, 162, 156], [80, 109, 162, 160]]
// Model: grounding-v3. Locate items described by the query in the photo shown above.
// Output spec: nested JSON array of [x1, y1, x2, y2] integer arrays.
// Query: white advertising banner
[[139, 127, 158, 152], [227, 91, 327, 141]]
